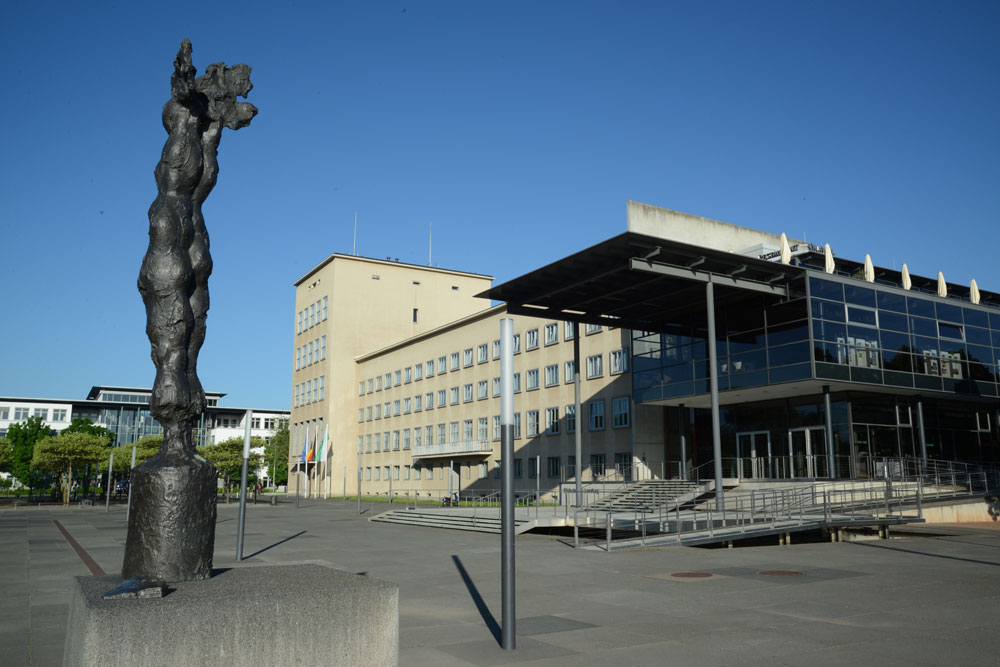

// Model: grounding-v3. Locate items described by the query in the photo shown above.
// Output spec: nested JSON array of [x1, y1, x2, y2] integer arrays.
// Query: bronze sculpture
[[123, 39, 257, 582]]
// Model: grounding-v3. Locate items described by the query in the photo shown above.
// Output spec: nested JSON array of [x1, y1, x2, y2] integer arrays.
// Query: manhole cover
[[671, 572, 712, 578], [759, 570, 803, 576]]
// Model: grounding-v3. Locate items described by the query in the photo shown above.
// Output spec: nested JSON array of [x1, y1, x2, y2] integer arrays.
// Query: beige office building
[[289, 253, 634, 500]]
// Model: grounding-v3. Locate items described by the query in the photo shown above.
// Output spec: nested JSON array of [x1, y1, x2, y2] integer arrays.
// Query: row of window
[[296, 296, 328, 335], [358, 350, 628, 401], [295, 335, 327, 371], [358, 398, 630, 452], [356, 326, 614, 397], [0, 407, 68, 422], [294, 376, 326, 407], [360, 454, 621, 482]]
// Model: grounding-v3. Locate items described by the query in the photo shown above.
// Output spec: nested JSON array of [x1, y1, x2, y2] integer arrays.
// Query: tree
[[0, 436, 11, 473], [264, 420, 289, 486], [31, 432, 107, 505], [7, 416, 50, 490], [198, 437, 264, 503], [101, 436, 162, 474], [62, 417, 113, 443]]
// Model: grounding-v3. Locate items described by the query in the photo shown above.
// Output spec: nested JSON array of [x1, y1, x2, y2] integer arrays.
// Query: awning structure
[[478, 231, 805, 331]]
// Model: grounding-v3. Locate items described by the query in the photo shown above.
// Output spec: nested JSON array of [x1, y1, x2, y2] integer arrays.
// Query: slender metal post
[[105, 452, 114, 512], [678, 403, 687, 480], [706, 281, 724, 509], [500, 317, 516, 650], [357, 440, 362, 514], [823, 386, 835, 478], [916, 400, 928, 464], [536, 455, 540, 513], [125, 446, 137, 523], [573, 330, 582, 504], [237, 409, 252, 561]]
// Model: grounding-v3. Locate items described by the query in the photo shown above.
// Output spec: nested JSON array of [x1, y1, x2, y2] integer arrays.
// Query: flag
[[299, 427, 308, 463], [306, 426, 316, 462], [318, 424, 329, 461]]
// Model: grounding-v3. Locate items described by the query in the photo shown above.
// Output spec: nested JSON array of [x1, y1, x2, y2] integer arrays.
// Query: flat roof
[[294, 253, 493, 287]]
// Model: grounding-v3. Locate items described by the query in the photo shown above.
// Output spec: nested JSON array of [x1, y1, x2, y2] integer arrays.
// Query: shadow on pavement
[[451, 554, 501, 645]]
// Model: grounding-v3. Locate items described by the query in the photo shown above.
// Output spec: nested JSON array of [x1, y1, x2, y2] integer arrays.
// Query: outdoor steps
[[370, 509, 533, 534], [588, 480, 709, 512]]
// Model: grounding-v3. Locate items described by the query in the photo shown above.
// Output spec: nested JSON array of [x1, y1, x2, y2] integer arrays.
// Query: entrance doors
[[736, 431, 771, 478], [788, 427, 827, 478]]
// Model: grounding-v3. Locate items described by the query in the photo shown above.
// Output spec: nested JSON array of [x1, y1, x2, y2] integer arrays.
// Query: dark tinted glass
[[991, 312, 1000, 330], [768, 342, 810, 366], [811, 298, 845, 322], [909, 317, 937, 337], [938, 322, 963, 340], [936, 302, 963, 323], [813, 320, 846, 342], [768, 322, 809, 346], [769, 364, 810, 383], [964, 308, 989, 328], [880, 330, 910, 352], [844, 284, 876, 307], [907, 296, 935, 318], [767, 300, 808, 326], [965, 326, 990, 347], [727, 329, 765, 354], [882, 350, 912, 373], [876, 291, 906, 313], [809, 277, 843, 301], [878, 310, 908, 333], [846, 306, 877, 326]]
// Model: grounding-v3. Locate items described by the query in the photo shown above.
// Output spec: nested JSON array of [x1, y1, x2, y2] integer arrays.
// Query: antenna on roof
[[428, 220, 432, 266], [352, 211, 358, 256]]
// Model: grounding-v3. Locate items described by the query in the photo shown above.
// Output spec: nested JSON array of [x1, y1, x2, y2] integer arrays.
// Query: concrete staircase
[[586, 479, 711, 512], [370, 508, 535, 534]]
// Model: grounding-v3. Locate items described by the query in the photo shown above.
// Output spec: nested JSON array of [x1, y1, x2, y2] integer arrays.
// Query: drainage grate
[[759, 570, 803, 576], [671, 572, 712, 578]]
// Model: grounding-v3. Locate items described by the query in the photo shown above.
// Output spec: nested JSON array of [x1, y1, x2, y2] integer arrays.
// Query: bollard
[[270, 495, 277, 506]]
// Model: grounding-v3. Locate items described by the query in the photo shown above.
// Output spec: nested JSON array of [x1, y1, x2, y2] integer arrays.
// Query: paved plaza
[[3, 497, 1000, 666]]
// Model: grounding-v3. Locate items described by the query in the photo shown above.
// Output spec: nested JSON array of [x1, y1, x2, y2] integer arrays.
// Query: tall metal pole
[[917, 400, 928, 464], [706, 281, 724, 509], [357, 439, 362, 515], [105, 452, 114, 512], [823, 386, 835, 478], [573, 330, 582, 504], [500, 317, 516, 650], [237, 409, 251, 561], [678, 403, 687, 480]]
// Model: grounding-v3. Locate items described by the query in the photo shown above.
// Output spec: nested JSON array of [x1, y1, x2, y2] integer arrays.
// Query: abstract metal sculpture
[[123, 39, 257, 582]]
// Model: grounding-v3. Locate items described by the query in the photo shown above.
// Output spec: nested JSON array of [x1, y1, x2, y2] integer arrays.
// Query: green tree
[[31, 432, 107, 505], [7, 416, 50, 490], [102, 436, 162, 474], [0, 436, 11, 473], [198, 437, 264, 503], [62, 417, 113, 443], [264, 420, 289, 486]]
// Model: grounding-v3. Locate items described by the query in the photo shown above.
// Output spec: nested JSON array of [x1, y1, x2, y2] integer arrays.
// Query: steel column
[[706, 281, 724, 509], [917, 399, 928, 464], [823, 386, 835, 478], [573, 331, 582, 502], [678, 403, 686, 480], [500, 317, 516, 650]]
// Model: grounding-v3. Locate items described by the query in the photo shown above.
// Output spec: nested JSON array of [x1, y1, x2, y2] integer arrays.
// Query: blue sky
[[1, 1, 997, 410]]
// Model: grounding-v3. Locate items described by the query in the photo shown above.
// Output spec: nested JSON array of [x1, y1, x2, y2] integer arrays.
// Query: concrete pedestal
[[64, 564, 398, 667]]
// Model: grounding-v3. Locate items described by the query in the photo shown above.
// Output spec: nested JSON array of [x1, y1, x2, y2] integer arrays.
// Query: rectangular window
[[373, 404, 380, 420], [546, 407, 560, 434], [438, 423, 447, 444], [477, 380, 488, 400], [414, 464, 422, 480], [297, 311, 303, 334], [463, 419, 474, 441], [526, 328, 539, 350], [526, 410, 539, 436], [513, 333, 521, 354], [374, 467, 380, 481], [383, 402, 390, 416], [384, 373, 391, 388], [528, 457, 538, 479], [321, 335, 327, 360], [319, 376, 325, 401], [463, 384, 473, 402], [547, 457, 561, 478], [375, 376, 383, 391], [477, 417, 489, 441], [426, 466, 434, 480], [359, 381, 365, 396], [463, 348, 474, 367], [449, 387, 460, 405], [544, 323, 558, 345], [425, 392, 434, 409], [426, 360, 435, 377], [526, 369, 539, 390], [590, 454, 606, 476], [414, 427, 422, 448], [413, 307, 418, 323], [589, 400, 605, 430], [544, 364, 559, 387], [612, 397, 630, 428], [478, 344, 489, 363], [358, 408, 364, 423], [513, 372, 521, 393], [437, 389, 447, 407], [564, 321, 575, 340], [493, 339, 501, 359], [493, 416, 501, 440], [392, 431, 400, 450], [403, 429, 411, 450], [610, 349, 628, 374], [438, 356, 447, 374], [366, 379, 373, 393], [514, 413, 522, 439], [404, 367, 412, 383], [414, 395, 423, 412], [374, 433, 381, 452], [565, 361, 577, 383], [479, 462, 489, 480], [403, 398, 411, 414], [322, 296, 328, 320], [309, 303, 316, 328], [425, 425, 434, 446], [414, 364, 423, 381], [392, 400, 400, 416], [449, 422, 459, 443], [404, 465, 411, 480], [393, 370, 401, 386], [307, 341, 313, 365], [514, 458, 523, 479], [450, 353, 460, 371], [586, 323, 602, 335], [365, 434, 372, 453], [566, 404, 576, 433], [366, 467, 372, 481], [52, 409, 67, 422], [492, 377, 501, 397], [296, 348, 302, 371], [586, 354, 603, 379]]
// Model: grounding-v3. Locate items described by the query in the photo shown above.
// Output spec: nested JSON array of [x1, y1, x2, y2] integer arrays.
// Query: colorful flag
[[318, 424, 329, 461], [306, 426, 316, 462]]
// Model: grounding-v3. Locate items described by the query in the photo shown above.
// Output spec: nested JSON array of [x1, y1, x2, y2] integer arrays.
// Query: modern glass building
[[485, 202, 1000, 488]]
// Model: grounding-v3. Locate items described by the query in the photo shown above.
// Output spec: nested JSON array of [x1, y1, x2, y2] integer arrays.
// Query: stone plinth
[[64, 564, 398, 667]]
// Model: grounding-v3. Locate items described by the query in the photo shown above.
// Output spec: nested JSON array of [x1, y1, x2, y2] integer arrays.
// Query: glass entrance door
[[736, 431, 771, 478], [788, 427, 827, 478]]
